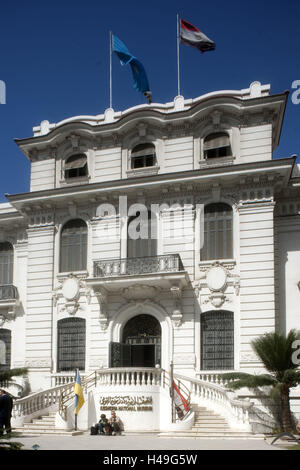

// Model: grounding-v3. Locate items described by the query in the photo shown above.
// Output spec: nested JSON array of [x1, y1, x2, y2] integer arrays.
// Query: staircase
[[14, 411, 83, 436], [159, 405, 263, 439]]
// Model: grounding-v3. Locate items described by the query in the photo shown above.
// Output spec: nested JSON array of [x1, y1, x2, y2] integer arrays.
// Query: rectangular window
[[201, 311, 234, 370]]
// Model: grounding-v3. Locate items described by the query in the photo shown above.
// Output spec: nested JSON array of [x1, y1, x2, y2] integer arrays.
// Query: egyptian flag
[[180, 18, 216, 53], [173, 380, 190, 414]]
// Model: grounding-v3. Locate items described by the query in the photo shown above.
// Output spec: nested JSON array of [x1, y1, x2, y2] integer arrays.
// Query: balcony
[[86, 254, 189, 294], [0, 285, 18, 301], [0, 285, 19, 320]]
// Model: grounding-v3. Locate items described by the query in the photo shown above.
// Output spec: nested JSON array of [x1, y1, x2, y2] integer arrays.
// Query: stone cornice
[[6, 157, 295, 213]]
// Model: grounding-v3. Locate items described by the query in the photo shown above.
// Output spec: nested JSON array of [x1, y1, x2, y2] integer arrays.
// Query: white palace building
[[0, 81, 299, 435]]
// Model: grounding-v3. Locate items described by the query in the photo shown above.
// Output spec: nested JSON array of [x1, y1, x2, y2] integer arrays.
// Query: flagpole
[[109, 30, 113, 109], [177, 14, 181, 96]]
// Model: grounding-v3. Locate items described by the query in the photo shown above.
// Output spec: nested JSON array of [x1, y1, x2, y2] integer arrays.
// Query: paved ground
[[10, 432, 281, 451]]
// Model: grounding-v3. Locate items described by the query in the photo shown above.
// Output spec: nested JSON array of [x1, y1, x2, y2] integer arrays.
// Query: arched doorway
[[109, 314, 161, 368]]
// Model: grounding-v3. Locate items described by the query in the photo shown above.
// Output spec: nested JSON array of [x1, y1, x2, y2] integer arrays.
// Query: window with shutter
[[127, 210, 157, 258], [60, 219, 87, 272], [64, 154, 88, 179], [202, 203, 233, 260], [131, 143, 156, 169], [203, 132, 231, 159], [0, 242, 13, 285]]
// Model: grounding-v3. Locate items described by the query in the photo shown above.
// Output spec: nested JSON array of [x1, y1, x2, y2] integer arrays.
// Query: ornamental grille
[[57, 318, 86, 372], [201, 311, 234, 370]]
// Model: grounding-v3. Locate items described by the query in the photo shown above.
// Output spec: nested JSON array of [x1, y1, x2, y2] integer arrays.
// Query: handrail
[[13, 382, 72, 419], [174, 372, 253, 429]]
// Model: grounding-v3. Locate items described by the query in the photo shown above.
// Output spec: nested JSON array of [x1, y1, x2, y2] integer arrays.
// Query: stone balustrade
[[196, 371, 231, 386], [96, 367, 167, 388], [175, 373, 253, 431], [12, 384, 67, 422]]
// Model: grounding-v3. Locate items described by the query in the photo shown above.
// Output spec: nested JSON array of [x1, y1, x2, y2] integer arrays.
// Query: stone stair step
[[193, 423, 230, 429], [32, 418, 55, 424], [158, 432, 262, 439], [14, 427, 83, 436]]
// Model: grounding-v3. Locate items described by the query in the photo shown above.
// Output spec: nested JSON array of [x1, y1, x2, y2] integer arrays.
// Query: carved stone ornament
[[206, 264, 227, 292], [53, 274, 87, 316], [94, 288, 109, 331], [170, 285, 183, 327], [199, 261, 240, 301], [62, 276, 80, 301]]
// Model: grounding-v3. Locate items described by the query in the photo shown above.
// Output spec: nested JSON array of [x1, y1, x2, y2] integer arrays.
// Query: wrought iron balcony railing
[[94, 254, 184, 278], [0, 284, 18, 301]]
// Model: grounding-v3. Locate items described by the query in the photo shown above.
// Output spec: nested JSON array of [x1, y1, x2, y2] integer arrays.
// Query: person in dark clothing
[[0, 389, 13, 436], [97, 414, 111, 435]]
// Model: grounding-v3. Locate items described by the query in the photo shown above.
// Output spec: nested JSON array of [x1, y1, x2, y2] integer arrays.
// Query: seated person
[[108, 410, 121, 435], [98, 414, 111, 435]]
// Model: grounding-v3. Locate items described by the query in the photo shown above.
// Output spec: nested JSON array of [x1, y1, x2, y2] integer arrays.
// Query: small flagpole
[[109, 30, 113, 109], [177, 14, 181, 96]]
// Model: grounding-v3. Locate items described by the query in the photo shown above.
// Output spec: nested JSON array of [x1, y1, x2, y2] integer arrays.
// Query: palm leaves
[[221, 329, 300, 432], [0, 368, 28, 385]]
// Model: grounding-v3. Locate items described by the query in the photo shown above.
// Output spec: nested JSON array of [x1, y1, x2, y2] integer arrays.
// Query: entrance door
[[131, 344, 155, 367], [109, 314, 161, 368]]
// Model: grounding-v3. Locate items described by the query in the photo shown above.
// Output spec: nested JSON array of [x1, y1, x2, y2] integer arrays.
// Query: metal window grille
[[57, 318, 86, 372], [202, 203, 233, 260], [0, 329, 11, 370], [60, 219, 87, 272], [201, 311, 234, 370], [0, 242, 13, 285]]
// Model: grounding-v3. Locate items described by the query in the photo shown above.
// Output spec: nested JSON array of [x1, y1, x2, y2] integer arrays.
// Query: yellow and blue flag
[[74, 369, 84, 415]]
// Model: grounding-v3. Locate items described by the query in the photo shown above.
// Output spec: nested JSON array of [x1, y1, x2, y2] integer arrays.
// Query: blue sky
[[0, 0, 299, 202]]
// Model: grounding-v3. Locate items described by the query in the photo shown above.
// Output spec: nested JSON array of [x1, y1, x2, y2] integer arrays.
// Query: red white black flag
[[180, 18, 216, 53], [172, 380, 190, 414]]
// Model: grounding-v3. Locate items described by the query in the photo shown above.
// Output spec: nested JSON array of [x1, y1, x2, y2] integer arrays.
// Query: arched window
[[131, 143, 156, 169], [0, 329, 11, 370], [57, 318, 86, 372], [64, 154, 88, 179], [203, 132, 231, 159], [201, 311, 234, 370], [60, 219, 87, 272], [127, 210, 157, 258], [0, 242, 13, 285], [202, 203, 233, 260]]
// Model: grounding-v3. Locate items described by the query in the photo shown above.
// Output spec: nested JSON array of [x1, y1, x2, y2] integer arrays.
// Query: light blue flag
[[112, 34, 151, 101]]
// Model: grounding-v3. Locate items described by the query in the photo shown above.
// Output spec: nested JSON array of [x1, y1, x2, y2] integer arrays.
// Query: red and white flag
[[173, 381, 190, 413], [180, 18, 216, 53]]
